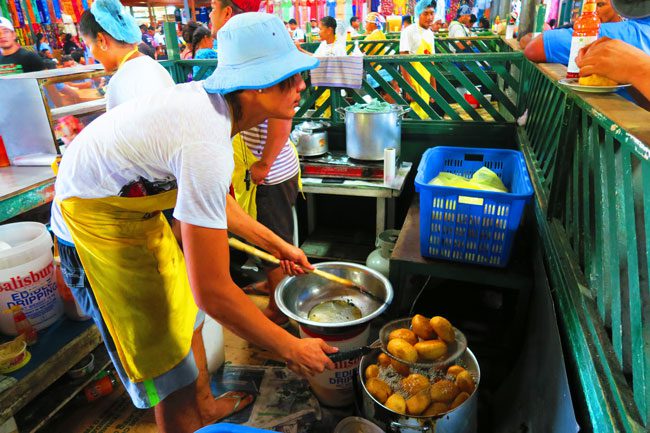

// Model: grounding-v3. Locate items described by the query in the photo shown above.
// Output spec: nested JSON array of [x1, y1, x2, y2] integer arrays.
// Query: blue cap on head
[[90, 0, 141, 44], [203, 13, 320, 95], [414, 0, 436, 17]]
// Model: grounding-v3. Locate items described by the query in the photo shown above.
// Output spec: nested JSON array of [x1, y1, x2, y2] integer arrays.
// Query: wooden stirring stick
[[228, 238, 385, 303]]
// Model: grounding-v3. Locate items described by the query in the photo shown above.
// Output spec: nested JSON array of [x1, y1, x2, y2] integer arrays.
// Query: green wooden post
[[164, 21, 181, 61]]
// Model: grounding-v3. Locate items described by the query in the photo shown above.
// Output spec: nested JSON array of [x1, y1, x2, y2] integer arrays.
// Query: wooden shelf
[[14, 346, 111, 433], [0, 320, 101, 426]]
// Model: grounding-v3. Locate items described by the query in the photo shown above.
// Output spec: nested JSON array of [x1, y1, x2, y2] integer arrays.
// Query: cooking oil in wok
[[308, 299, 362, 323]]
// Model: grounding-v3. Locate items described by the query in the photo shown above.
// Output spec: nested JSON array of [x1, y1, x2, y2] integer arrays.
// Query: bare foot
[[198, 391, 254, 425]]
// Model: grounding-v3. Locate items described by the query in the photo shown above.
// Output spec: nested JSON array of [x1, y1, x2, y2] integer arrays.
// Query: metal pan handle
[[327, 346, 372, 363]]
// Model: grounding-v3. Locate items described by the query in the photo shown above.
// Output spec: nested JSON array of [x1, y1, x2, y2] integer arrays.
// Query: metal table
[[0, 166, 56, 222], [301, 162, 412, 239]]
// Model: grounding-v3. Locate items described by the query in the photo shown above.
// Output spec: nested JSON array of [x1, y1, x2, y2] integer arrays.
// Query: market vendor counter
[[0, 166, 55, 223]]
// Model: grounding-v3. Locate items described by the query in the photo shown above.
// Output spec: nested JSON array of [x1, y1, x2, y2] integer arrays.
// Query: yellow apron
[[232, 133, 260, 219], [232, 134, 303, 219], [411, 28, 434, 120], [59, 190, 199, 382]]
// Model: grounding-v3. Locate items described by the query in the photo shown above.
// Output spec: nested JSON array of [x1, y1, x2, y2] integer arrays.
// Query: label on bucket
[[0, 259, 62, 334]]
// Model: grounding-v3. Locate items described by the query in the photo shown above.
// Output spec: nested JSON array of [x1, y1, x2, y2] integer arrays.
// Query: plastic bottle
[[82, 370, 118, 402], [566, 0, 600, 78], [5, 306, 37, 345]]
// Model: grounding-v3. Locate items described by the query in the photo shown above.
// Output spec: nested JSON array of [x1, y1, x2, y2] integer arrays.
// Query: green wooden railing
[[296, 52, 525, 123], [300, 36, 512, 55], [519, 62, 650, 433]]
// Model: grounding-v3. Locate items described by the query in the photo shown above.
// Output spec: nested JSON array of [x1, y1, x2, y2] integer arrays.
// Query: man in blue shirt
[[524, 14, 650, 63]]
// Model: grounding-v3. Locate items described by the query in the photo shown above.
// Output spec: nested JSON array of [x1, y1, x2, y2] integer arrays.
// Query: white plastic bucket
[[202, 314, 225, 373], [299, 325, 370, 407], [0, 222, 62, 335]]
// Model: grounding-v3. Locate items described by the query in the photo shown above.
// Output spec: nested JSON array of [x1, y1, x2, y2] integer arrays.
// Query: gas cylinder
[[365, 230, 400, 277]]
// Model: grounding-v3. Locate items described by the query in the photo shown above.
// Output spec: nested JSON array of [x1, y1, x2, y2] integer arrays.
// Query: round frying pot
[[357, 343, 480, 433]]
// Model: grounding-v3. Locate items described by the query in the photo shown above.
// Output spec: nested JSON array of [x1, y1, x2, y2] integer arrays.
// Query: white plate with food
[[558, 77, 631, 93]]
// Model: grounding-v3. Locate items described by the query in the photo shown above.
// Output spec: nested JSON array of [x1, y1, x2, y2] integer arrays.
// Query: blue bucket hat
[[203, 13, 320, 95], [90, 0, 141, 44]]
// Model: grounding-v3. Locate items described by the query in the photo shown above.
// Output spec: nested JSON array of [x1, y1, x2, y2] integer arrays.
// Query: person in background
[[147, 26, 159, 47], [140, 24, 154, 46], [35, 32, 52, 53], [154, 26, 166, 46], [191, 26, 217, 79], [364, 12, 400, 102], [576, 0, 650, 107], [59, 54, 77, 68], [458, 0, 471, 16], [181, 21, 201, 59], [71, 49, 86, 65], [138, 40, 156, 58], [310, 18, 320, 36], [400, 0, 437, 119], [348, 16, 361, 35], [596, 0, 623, 23], [209, 0, 317, 327], [523, 0, 645, 62], [478, 16, 490, 29], [288, 18, 305, 42], [0, 18, 46, 72], [402, 15, 412, 29], [448, 13, 477, 37], [39, 48, 57, 69], [312, 16, 346, 55], [475, 0, 490, 21], [63, 33, 81, 54], [547, 18, 557, 29]]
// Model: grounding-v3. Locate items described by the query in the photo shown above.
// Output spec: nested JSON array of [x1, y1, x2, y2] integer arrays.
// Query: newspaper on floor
[[245, 367, 321, 431], [211, 364, 321, 431]]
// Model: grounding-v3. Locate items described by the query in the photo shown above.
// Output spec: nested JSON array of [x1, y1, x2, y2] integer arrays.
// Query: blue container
[[195, 424, 275, 433], [415, 146, 534, 267]]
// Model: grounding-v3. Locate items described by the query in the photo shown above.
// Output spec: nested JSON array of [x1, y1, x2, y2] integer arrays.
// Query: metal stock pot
[[337, 105, 410, 161], [357, 344, 480, 433]]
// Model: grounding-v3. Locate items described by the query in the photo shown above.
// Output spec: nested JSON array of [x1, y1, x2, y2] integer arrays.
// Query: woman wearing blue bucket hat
[[52, 12, 336, 433]]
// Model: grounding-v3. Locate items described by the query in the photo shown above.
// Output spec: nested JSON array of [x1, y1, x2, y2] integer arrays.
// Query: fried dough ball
[[446, 365, 466, 377], [429, 379, 460, 403], [423, 402, 449, 417], [455, 370, 475, 394], [401, 373, 430, 396], [388, 328, 418, 346], [450, 391, 470, 409], [578, 74, 617, 87], [411, 314, 435, 340], [365, 364, 380, 380], [385, 393, 407, 414], [387, 338, 418, 363], [390, 359, 411, 376], [377, 353, 391, 367], [414, 340, 448, 361], [430, 316, 455, 343], [406, 389, 431, 415], [366, 378, 392, 404]]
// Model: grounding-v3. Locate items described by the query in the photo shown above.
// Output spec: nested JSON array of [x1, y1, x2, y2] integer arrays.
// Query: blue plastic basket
[[415, 146, 534, 267]]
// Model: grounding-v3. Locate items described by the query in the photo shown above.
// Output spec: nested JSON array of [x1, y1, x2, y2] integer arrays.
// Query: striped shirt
[[240, 121, 300, 185]]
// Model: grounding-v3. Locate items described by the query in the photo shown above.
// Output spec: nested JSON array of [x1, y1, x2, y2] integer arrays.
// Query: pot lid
[[296, 120, 328, 132]]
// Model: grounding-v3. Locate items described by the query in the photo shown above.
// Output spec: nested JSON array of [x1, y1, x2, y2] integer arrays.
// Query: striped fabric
[[310, 56, 364, 89], [240, 121, 300, 186]]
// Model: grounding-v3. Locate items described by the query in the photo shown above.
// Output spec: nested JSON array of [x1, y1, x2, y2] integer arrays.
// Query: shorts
[[255, 175, 299, 270], [58, 239, 204, 409]]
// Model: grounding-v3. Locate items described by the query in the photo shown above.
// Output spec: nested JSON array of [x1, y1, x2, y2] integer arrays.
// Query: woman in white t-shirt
[[313, 16, 347, 56], [53, 13, 336, 433], [77, 1, 174, 109]]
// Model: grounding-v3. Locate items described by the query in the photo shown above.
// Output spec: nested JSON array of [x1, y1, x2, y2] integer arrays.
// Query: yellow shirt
[[363, 29, 387, 56]]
